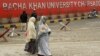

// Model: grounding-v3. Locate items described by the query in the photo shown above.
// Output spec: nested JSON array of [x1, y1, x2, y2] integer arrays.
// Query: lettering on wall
[[2, 0, 100, 10]]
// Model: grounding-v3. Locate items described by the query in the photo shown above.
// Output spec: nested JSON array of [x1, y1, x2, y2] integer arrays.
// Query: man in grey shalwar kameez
[[37, 16, 52, 56]]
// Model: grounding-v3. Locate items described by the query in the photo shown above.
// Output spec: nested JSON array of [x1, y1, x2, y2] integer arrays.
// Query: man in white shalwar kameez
[[26, 17, 36, 43], [24, 17, 37, 54], [37, 16, 52, 56]]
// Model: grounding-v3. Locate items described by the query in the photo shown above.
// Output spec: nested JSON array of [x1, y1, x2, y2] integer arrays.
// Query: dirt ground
[[0, 18, 100, 56]]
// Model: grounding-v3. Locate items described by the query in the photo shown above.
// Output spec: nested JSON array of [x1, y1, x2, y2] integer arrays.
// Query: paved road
[[0, 18, 100, 56]]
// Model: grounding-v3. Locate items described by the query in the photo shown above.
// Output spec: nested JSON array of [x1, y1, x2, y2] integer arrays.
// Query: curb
[[47, 14, 100, 23], [0, 23, 21, 28], [47, 16, 88, 23]]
